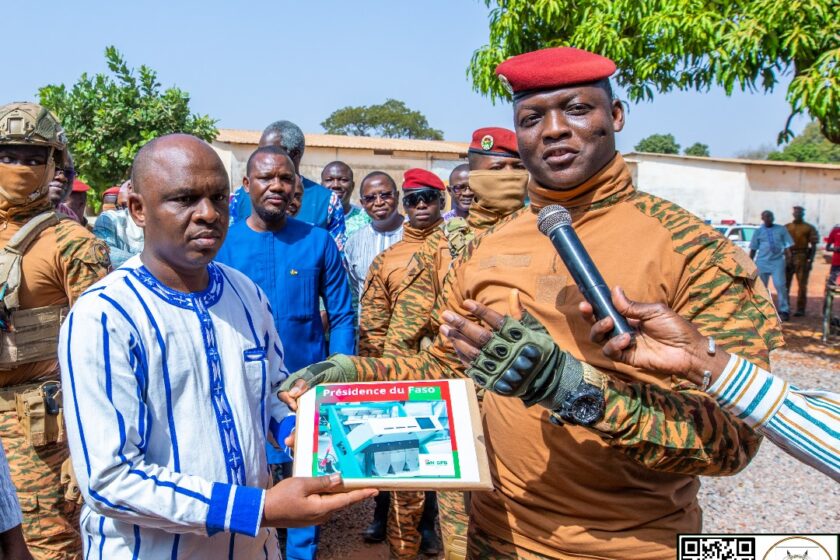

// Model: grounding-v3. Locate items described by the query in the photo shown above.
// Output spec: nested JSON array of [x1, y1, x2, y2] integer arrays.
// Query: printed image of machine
[[316, 400, 451, 478]]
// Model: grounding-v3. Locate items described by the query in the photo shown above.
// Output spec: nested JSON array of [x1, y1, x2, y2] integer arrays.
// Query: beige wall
[[630, 157, 748, 223], [628, 154, 840, 236], [745, 165, 840, 235], [212, 141, 465, 207]]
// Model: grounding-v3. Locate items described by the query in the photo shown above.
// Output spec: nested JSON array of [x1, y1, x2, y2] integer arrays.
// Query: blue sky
[[3, 0, 807, 157]]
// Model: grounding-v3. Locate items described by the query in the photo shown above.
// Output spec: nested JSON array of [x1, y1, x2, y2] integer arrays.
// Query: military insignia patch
[[91, 241, 111, 268], [498, 74, 513, 95], [481, 135, 494, 151]]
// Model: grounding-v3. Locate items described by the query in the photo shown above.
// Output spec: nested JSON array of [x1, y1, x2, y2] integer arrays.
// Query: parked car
[[713, 220, 759, 252]]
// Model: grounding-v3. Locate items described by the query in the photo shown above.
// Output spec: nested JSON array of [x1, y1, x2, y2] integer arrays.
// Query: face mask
[[0, 163, 52, 210], [468, 169, 529, 216]]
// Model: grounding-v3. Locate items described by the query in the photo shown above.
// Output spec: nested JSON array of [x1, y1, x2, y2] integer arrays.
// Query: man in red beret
[[64, 179, 91, 227], [100, 185, 120, 212], [282, 47, 781, 560], [376, 126, 527, 559], [357, 168, 445, 559]]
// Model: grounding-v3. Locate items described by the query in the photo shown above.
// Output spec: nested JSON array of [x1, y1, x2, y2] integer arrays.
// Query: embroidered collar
[[132, 263, 224, 310]]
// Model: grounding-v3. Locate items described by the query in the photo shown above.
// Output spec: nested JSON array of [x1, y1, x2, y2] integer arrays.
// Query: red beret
[[468, 127, 519, 158], [102, 186, 121, 197], [495, 47, 616, 99], [402, 168, 445, 191], [71, 179, 90, 193]]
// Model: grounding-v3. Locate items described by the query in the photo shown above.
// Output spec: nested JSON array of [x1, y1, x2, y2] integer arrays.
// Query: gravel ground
[[698, 349, 840, 534]]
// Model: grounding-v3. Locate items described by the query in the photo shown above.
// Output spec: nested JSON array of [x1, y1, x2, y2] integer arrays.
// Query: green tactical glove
[[278, 354, 359, 394], [465, 312, 585, 411]]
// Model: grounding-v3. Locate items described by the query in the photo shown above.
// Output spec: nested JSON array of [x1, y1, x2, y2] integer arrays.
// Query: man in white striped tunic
[[59, 134, 374, 559]]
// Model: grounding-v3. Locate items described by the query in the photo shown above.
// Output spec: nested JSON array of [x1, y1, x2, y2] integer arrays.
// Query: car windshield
[[742, 228, 756, 242]]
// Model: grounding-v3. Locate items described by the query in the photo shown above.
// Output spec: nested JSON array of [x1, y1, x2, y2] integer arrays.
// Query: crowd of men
[[0, 45, 838, 560]]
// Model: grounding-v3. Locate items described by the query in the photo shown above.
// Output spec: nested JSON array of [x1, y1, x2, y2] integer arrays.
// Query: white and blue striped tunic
[[59, 256, 293, 559], [709, 354, 840, 482]]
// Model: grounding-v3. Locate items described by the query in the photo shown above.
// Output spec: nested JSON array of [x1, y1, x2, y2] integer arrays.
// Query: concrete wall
[[628, 153, 840, 237], [212, 142, 465, 206], [630, 157, 748, 223], [744, 165, 840, 235]]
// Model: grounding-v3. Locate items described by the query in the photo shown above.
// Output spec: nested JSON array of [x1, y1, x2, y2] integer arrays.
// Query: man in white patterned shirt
[[60, 134, 374, 559], [345, 171, 405, 306]]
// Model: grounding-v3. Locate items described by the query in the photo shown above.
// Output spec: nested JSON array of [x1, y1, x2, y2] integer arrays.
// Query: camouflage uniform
[[785, 220, 818, 314], [0, 103, 111, 560], [358, 220, 442, 560], [382, 209, 525, 560], [339, 155, 781, 559]]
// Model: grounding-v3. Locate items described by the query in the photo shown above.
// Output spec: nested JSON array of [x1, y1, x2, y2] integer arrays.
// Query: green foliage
[[469, 0, 840, 143], [39, 46, 218, 197], [684, 142, 710, 157], [735, 143, 775, 160], [321, 99, 444, 140], [767, 121, 840, 163], [634, 133, 680, 154]]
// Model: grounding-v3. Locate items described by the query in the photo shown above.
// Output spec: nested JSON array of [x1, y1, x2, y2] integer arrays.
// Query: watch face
[[571, 395, 603, 426]]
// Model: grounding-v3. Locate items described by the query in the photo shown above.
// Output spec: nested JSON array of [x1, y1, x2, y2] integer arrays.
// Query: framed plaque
[[293, 378, 491, 490]]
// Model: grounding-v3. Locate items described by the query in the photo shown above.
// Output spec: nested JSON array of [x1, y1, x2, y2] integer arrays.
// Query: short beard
[[254, 204, 287, 227]]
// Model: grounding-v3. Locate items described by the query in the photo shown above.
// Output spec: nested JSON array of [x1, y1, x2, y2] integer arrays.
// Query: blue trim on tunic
[[194, 294, 247, 486], [124, 277, 183, 473]]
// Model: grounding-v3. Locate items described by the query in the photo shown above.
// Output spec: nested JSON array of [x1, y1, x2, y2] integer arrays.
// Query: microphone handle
[[551, 226, 635, 339]]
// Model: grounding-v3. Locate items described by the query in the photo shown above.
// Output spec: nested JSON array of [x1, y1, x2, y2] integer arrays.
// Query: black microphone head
[[537, 205, 572, 236]]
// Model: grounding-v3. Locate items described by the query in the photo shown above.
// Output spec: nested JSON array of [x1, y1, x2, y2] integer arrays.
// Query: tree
[[767, 121, 840, 163], [735, 144, 775, 160], [684, 142, 710, 157], [39, 46, 217, 197], [634, 133, 680, 154], [321, 99, 444, 140], [469, 0, 840, 143]]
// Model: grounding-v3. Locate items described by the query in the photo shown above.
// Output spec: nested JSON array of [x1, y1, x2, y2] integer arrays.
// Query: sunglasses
[[403, 190, 441, 208], [360, 191, 395, 205], [450, 184, 472, 195]]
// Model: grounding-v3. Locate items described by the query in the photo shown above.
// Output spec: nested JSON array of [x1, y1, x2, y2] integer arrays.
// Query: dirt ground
[[317, 260, 839, 560]]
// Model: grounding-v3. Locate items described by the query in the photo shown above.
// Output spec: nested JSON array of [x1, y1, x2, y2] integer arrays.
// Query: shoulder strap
[[0, 211, 60, 313], [442, 217, 474, 258]]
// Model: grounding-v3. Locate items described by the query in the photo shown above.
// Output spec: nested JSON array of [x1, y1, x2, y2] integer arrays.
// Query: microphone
[[537, 204, 634, 339]]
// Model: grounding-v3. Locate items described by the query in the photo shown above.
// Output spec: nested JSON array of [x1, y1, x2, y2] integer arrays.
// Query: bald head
[[321, 161, 355, 208], [131, 134, 228, 195], [128, 134, 230, 289], [449, 164, 470, 182]]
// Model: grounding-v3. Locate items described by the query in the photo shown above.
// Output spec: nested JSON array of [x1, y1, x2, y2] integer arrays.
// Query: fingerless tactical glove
[[465, 312, 586, 411]]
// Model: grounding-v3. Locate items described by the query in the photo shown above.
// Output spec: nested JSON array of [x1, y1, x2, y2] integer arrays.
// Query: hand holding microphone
[[537, 205, 634, 341]]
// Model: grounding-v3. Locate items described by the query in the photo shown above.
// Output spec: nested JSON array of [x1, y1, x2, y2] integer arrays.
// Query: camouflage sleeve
[[351, 245, 471, 380], [591, 375, 760, 476], [382, 245, 438, 358], [56, 221, 111, 303], [672, 236, 783, 370], [358, 253, 392, 358]]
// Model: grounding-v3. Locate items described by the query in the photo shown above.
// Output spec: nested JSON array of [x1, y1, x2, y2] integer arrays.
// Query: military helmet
[[0, 102, 68, 167]]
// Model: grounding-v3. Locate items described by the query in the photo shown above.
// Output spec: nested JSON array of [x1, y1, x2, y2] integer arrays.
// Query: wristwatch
[[549, 364, 607, 427]]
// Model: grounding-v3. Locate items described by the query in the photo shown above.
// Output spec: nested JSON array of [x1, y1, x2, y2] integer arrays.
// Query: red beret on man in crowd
[[495, 46, 616, 99], [102, 186, 121, 198], [71, 179, 91, 193], [468, 127, 519, 158], [402, 168, 445, 191]]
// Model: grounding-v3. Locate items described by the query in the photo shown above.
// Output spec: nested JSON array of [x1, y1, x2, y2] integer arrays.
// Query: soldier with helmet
[[0, 102, 110, 559]]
